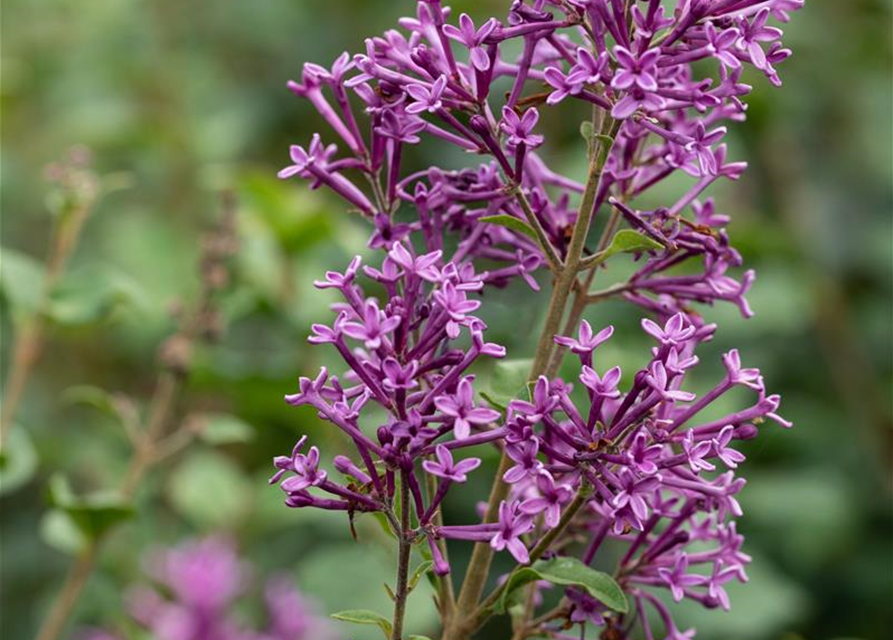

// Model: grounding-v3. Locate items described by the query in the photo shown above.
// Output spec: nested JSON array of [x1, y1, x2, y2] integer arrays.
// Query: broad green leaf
[[408, 560, 434, 592], [498, 556, 627, 614], [484, 358, 533, 409], [39, 509, 89, 555], [330, 609, 393, 639], [479, 215, 539, 244], [48, 475, 134, 540], [409, 636, 434, 640], [0, 428, 38, 495], [0, 248, 46, 321], [197, 413, 254, 445]]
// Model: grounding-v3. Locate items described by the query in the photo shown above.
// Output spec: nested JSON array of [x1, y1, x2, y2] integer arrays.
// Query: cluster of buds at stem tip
[[270, 1, 801, 638]]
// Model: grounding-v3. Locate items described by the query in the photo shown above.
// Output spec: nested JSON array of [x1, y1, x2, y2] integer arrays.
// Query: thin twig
[[513, 187, 562, 273], [391, 469, 413, 640], [1, 169, 97, 441], [31, 196, 238, 640]]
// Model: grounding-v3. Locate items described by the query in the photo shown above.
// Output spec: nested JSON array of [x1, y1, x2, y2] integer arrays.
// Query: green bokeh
[[2, 1, 891, 639]]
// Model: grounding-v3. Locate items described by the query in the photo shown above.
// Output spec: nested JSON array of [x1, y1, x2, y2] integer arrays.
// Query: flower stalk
[[32, 196, 238, 640]]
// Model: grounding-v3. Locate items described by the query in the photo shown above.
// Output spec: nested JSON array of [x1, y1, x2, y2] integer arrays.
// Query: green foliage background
[[1, 1, 891, 639]]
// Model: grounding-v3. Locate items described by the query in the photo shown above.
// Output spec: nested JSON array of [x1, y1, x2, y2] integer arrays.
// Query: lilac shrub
[[79, 537, 338, 640], [271, 1, 801, 639]]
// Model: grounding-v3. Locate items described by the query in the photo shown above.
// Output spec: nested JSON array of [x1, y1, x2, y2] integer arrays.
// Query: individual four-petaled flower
[[422, 444, 482, 483]]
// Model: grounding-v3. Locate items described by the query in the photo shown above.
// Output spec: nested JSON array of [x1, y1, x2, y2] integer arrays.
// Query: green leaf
[[167, 450, 253, 528], [197, 413, 254, 445], [408, 560, 434, 593], [484, 358, 533, 409], [47, 266, 149, 326], [0, 248, 46, 321], [330, 609, 393, 639], [63, 385, 122, 418], [239, 171, 336, 253], [479, 215, 539, 244], [39, 508, 89, 555], [603, 229, 663, 257], [369, 511, 398, 539], [48, 475, 134, 540], [584, 229, 663, 269], [498, 556, 627, 614], [409, 636, 434, 640], [0, 428, 38, 495]]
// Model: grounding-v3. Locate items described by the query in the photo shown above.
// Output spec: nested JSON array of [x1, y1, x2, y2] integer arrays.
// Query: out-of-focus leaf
[[498, 556, 627, 614], [48, 475, 134, 540], [47, 266, 149, 326], [235, 207, 286, 303], [483, 358, 533, 409], [330, 609, 392, 639], [0, 248, 45, 320], [63, 385, 121, 418], [39, 509, 89, 555], [0, 428, 38, 495], [743, 469, 857, 569], [240, 172, 336, 253], [196, 413, 254, 445], [166, 450, 252, 528]]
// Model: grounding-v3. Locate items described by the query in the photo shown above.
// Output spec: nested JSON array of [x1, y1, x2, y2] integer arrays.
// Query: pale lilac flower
[[435, 377, 501, 439], [422, 444, 482, 483], [491, 500, 534, 563]]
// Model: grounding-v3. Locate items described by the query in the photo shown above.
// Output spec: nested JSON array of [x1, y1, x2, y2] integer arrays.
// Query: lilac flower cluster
[[279, 0, 800, 317], [270, 246, 507, 572], [272, 1, 801, 638], [478, 313, 791, 637], [79, 537, 337, 640]]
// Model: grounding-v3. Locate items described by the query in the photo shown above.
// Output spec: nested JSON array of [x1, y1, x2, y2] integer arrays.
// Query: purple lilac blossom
[[78, 537, 337, 640], [272, 1, 801, 637]]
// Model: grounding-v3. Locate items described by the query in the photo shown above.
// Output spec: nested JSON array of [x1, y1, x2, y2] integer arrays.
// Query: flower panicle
[[271, 1, 802, 637]]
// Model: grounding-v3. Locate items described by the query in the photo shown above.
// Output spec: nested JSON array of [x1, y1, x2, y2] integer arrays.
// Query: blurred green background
[[1, 1, 891, 639]]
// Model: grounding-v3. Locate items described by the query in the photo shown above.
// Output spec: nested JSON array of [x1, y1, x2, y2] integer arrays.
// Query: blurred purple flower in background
[[78, 537, 337, 640]]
